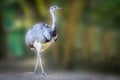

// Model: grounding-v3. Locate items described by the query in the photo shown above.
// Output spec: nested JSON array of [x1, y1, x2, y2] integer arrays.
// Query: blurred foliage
[[0, 0, 120, 70]]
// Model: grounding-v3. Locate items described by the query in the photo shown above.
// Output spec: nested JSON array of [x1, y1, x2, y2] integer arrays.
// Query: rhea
[[25, 6, 61, 75]]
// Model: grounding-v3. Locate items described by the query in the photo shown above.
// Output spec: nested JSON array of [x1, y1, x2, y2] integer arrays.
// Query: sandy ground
[[0, 71, 120, 80], [0, 58, 120, 80]]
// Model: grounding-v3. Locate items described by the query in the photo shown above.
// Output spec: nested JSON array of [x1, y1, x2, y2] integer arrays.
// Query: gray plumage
[[25, 6, 61, 75], [25, 23, 57, 48]]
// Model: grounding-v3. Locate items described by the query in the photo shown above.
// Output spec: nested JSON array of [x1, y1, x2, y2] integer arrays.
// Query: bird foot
[[42, 72, 47, 77], [34, 71, 47, 77], [34, 70, 39, 75]]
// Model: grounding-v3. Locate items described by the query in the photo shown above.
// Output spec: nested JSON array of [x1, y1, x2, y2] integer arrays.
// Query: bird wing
[[25, 23, 50, 46], [32, 23, 51, 43], [42, 24, 58, 42], [42, 28, 52, 40]]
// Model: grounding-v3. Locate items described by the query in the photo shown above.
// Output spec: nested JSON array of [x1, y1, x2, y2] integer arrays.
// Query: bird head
[[50, 6, 61, 12]]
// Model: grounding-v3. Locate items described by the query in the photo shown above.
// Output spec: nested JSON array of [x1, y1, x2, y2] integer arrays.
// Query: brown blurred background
[[0, 0, 120, 73]]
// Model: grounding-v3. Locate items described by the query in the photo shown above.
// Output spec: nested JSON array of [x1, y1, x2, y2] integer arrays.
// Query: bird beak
[[57, 7, 61, 9]]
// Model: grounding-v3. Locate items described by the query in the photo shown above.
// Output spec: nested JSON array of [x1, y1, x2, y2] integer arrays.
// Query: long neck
[[50, 11, 56, 30]]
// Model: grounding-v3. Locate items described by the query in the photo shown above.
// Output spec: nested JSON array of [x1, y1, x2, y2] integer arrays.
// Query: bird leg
[[34, 54, 39, 74], [38, 52, 46, 76], [33, 41, 46, 76]]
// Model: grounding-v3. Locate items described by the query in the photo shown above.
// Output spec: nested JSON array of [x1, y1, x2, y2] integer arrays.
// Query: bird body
[[25, 23, 57, 52], [25, 6, 61, 75]]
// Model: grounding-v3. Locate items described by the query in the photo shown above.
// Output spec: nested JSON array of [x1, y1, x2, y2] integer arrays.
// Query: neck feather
[[50, 11, 56, 30]]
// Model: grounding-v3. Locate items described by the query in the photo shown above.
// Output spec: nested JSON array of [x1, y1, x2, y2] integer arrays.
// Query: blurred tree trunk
[[52, 42, 62, 68], [101, 30, 110, 61], [83, 0, 98, 60], [19, 0, 32, 27], [84, 26, 93, 59], [62, 0, 83, 69], [35, 0, 47, 18], [0, 1, 7, 59]]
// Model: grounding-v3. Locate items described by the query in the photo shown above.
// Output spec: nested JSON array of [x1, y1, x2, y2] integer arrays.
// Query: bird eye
[[50, 6, 57, 10], [53, 6, 56, 9]]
